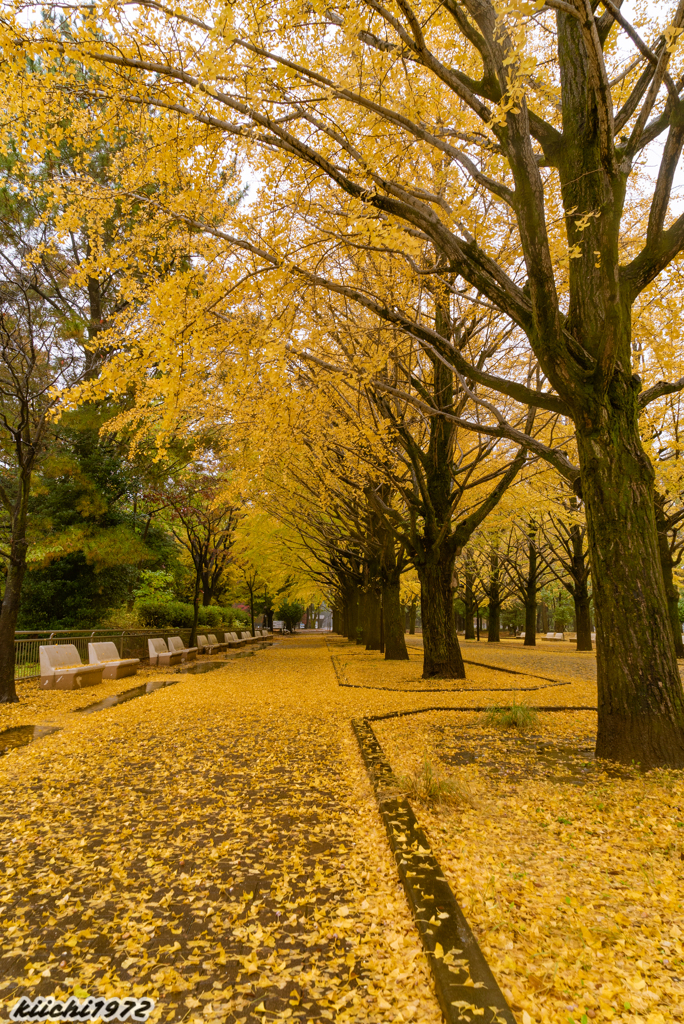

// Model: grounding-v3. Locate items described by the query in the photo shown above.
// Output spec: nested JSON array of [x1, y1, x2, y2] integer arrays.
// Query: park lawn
[[376, 706, 684, 1024]]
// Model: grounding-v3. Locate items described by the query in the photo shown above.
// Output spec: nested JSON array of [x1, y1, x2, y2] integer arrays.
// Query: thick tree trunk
[[356, 588, 367, 645], [574, 583, 593, 651], [382, 579, 409, 660], [190, 566, 201, 648], [568, 523, 592, 651], [464, 566, 476, 639], [409, 599, 416, 635], [577, 409, 684, 768], [657, 524, 684, 659], [418, 560, 465, 679], [249, 586, 255, 637], [365, 589, 382, 651], [487, 552, 501, 643], [345, 585, 359, 642], [524, 539, 537, 646], [0, 545, 26, 704]]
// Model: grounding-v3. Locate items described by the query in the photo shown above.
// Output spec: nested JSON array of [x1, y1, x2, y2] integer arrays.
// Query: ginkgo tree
[[9, 0, 684, 763]]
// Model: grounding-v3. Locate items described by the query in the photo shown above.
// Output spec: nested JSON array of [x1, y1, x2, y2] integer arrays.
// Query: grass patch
[[483, 700, 539, 733], [398, 755, 477, 808]]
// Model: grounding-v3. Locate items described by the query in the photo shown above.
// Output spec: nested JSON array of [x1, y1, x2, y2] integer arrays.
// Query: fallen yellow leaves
[[375, 694, 684, 1024], [0, 638, 444, 1023], [3, 634, 682, 1024]]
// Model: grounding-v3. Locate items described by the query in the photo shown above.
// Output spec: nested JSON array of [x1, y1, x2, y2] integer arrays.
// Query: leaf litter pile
[[1, 634, 682, 1024]]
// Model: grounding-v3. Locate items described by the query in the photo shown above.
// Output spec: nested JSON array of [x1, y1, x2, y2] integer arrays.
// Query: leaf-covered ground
[[374, 646, 684, 1024], [1, 634, 681, 1024], [0, 639, 446, 1024]]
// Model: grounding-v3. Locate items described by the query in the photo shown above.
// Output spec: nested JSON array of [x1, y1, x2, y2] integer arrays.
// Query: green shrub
[[136, 598, 173, 628], [277, 598, 305, 632], [484, 700, 539, 733], [137, 599, 249, 631], [197, 605, 222, 627], [136, 599, 193, 628]]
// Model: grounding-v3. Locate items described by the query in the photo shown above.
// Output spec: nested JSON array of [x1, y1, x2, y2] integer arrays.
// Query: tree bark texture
[[656, 517, 684, 659], [574, 585, 593, 652], [365, 588, 382, 651], [524, 539, 537, 646], [464, 569, 476, 640], [382, 579, 409, 660], [356, 588, 367, 645], [190, 566, 201, 649], [0, 535, 27, 703], [569, 524, 593, 651], [487, 552, 501, 643], [577, 406, 684, 767], [418, 560, 466, 679]]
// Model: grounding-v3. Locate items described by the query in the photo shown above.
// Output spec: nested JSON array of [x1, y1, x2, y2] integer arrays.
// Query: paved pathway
[[1, 637, 471, 1024]]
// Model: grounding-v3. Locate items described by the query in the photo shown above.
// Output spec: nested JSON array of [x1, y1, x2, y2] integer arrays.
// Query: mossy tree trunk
[[577, 397, 684, 766]]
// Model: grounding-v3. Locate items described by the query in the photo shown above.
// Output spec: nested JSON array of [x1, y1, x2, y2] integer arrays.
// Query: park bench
[[207, 633, 228, 652], [168, 636, 198, 662], [88, 641, 140, 680], [40, 644, 104, 691], [148, 638, 184, 667], [224, 631, 249, 649], [197, 634, 225, 655], [542, 632, 565, 641]]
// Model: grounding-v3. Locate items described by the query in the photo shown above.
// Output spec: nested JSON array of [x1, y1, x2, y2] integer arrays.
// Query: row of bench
[[520, 631, 596, 641], [38, 630, 272, 690]]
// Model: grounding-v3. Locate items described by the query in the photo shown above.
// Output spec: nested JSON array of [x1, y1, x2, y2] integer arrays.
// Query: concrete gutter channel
[[352, 714, 516, 1024]]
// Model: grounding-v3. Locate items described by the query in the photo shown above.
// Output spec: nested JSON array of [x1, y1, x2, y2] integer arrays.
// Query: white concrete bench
[[88, 642, 140, 680], [168, 635, 198, 662], [196, 634, 211, 654], [197, 634, 225, 655], [224, 631, 249, 648], [542, 632, 565, 641], [207, 633, 228, 652], [40, 644, 104, 691], [148, 638, 183, 667]]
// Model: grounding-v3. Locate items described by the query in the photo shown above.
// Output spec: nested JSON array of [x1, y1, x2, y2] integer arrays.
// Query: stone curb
[[369, 705, 597, 722], [352, 715, 517, 1024], [336, 679, 569, 693]]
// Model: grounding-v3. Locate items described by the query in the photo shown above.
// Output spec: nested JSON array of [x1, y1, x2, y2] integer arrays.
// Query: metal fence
[[14, 628, 193, 681]]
